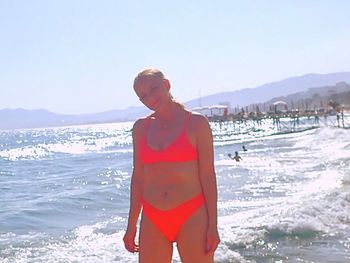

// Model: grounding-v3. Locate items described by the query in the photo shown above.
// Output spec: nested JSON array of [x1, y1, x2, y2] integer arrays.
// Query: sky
[[1, 1, 350, 115]]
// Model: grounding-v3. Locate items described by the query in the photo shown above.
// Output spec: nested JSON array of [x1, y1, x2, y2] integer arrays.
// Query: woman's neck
[[153, 101, 182, 122]]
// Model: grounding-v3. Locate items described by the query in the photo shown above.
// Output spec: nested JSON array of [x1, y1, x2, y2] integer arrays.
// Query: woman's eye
[[139, 86, 159, 101]]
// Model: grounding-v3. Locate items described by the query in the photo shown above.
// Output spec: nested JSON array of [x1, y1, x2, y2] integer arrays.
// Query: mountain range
[[1, 72, 350, 130]]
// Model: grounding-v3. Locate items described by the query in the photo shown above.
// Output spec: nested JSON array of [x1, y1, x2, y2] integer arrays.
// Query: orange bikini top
[[139, 112, 198, 164]]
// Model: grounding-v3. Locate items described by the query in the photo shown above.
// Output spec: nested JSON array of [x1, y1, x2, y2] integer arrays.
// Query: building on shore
[[192, 105, 229, 118]]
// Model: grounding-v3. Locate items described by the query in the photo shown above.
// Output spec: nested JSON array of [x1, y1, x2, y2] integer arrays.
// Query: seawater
[[1, 117, 350, 263]]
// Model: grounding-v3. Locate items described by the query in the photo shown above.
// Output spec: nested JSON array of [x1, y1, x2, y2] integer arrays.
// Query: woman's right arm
[[123, 120, 144, 253]]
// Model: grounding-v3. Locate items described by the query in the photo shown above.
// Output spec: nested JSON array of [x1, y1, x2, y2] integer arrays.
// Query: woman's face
[[134, 75, 170, 111]]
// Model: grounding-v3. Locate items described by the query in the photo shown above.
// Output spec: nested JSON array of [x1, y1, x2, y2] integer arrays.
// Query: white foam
[[218, 185, 350, 251], [0, 218, 252, 263], [0, 135, 133, 161], [0, 145, 51, 161], [0, 218, 138, 263]]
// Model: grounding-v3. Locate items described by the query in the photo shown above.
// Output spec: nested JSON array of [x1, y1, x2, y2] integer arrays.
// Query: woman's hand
[[205, 226, 220, 254], [123, 226, 139, 253]]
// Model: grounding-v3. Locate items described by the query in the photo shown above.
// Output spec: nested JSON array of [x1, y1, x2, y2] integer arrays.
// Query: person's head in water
[[228, 152, 241, 161]]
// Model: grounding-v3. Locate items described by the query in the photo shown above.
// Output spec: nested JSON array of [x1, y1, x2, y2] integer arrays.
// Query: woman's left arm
[[195, 115, 220, 254]]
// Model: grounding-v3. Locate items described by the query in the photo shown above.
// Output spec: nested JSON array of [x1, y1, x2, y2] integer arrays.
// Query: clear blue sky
[[1, 1, 350, 114]]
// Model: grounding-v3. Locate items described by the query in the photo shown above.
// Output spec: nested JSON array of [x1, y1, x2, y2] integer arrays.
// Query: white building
[[192, 105, 228, 117]]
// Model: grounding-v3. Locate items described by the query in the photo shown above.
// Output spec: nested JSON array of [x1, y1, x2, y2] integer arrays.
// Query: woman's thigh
[[139, 214, 173, 263], [176, 205, 214, 263]]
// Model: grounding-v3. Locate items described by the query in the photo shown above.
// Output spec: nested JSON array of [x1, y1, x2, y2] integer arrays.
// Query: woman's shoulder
[[132, 115, 152, 136], [187, 110, 210, 130], [188, 110, 209, 124], [187, 111, 212, 141], [133, 116, 148, 127]]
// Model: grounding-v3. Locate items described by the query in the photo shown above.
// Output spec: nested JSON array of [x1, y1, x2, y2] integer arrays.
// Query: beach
[[1, 118, 350, 262]]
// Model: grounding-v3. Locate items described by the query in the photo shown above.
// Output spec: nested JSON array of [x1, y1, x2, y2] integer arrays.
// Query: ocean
[[1, 116, 350, 263]]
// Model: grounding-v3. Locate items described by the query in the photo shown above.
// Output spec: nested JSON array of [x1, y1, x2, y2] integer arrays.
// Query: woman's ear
[[163, 79, 171, 91]]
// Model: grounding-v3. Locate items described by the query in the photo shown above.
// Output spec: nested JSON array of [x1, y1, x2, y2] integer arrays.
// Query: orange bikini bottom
[[142, 194, 205, 242]]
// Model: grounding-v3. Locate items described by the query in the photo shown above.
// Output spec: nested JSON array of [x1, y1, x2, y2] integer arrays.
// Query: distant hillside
[[184, 72, 350, 109], [252, 81, 350, 112], [0, 107, 150, 130], [1, 72, 350, 130], [0, 108, 71, 130]]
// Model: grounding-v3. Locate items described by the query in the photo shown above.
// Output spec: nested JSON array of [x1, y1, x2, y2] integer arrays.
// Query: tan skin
[[123, 70, 220, 262]]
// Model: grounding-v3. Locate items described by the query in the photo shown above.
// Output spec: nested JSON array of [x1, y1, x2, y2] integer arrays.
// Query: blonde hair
[[133, 68, 165, 89], [133, 68, 184, 109]]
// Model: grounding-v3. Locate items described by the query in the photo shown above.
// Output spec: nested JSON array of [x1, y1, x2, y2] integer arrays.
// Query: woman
[[123, 68, 220, 262]]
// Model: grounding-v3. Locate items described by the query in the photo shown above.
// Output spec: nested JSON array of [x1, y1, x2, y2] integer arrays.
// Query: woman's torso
[[137, 111, 203, 210]]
